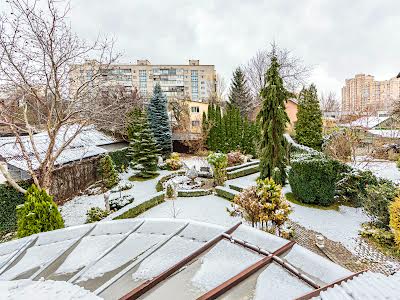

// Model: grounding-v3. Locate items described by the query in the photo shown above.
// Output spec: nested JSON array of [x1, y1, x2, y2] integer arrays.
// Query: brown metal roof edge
[[294, 269, 368, 300], [118, 222, 242, 300], [222, 233, 320, 289], [196, 240, 295, 300]]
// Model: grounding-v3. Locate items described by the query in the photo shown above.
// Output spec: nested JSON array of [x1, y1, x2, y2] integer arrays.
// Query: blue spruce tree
[[148, 83, 172, 156]]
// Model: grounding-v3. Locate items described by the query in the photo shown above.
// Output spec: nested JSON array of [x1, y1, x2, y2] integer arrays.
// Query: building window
[[191, 106, 200, 113], [192, 120, 200, 127]]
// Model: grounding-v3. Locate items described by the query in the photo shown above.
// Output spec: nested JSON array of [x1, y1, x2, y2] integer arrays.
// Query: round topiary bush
[[16, 185, 64, 238]]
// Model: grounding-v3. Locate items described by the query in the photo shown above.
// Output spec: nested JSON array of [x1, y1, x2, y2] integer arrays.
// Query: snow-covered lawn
[[59, 169, 172, 227], [140, 195, 241, 226], [349, 157, 400, 184], [226, 172, 259, 189]]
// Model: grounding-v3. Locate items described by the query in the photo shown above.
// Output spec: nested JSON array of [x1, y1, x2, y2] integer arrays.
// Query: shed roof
[[0, 218, 370, 300], [0, 125, 120, 171], [342, 116, 389, 129]]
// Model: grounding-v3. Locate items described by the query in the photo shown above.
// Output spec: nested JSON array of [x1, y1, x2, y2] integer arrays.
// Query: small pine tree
[[128, 109, 160, 178], [98, 154, 119, 189], [257, 56, 290, 185], [228, 67, 253, 118], [295, 84, 323, 150], [148, 83, 172, 156], [16, 185, 64, 238]]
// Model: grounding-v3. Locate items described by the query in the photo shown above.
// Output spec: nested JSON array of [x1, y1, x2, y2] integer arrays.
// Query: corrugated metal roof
[[0, 125, 120, 171], [311, 271, 400, 300]]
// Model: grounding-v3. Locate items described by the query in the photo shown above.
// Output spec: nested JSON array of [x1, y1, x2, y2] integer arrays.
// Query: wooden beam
[[294, 269, 367, 300], [196, 241, 295, 300], [118, 222, 242, 300]]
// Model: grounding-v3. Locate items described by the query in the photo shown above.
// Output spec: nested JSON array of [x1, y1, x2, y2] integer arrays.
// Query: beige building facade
[[341, 73, 400, 114]]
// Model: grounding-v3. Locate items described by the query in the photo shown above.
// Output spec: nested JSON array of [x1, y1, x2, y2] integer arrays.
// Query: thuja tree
[[228, 67, 253, 118], [148, 84, 172, 156], [98, 154, 119, 189], [128, 109, 160, 178], [295, 84, 323, 150], [257, 56, 290, 185], [16, 185, 64, 238]]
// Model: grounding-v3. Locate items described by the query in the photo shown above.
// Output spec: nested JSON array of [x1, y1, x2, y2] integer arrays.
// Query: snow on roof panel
[[89, 219, 142, 236], [176, 220, 225, 243], [342, 116, 389, 129], [35, 224, 92, 246], [134, 218, 188, 236], [283, 244, 352, 284], [231, 225, 288, 252], [254, 262, 313, 300]]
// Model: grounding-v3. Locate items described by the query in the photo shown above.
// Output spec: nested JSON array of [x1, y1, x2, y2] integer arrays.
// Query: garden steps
[[215, 186, 240, 201], [227, 163, 260, 180], [226, 160, 260, 172]]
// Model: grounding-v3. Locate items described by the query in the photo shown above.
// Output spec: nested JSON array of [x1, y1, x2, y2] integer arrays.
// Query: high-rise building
[[341, 73, 400, 114], [70, 59, 216, 102]]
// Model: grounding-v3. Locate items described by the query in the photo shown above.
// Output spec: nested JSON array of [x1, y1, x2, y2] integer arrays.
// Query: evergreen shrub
[[288, 153, 350, 206], [98, 154, 119, 189], [86, 207, 111, 223], [109, 148, 130, 172], [16, 185, 64, 238], [389, 195, 400, 247]]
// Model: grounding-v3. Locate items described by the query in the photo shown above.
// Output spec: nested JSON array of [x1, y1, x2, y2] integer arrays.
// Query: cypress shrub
[[16, 185, 64, 238], [288, 154, 350, 206], [109, 148, 130, 172], [98, 154, 119, 189]]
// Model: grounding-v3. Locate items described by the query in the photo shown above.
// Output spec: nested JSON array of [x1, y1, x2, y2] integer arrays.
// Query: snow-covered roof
[[368, 129, 400, 139], [0, 218, 367, 300], [0, 125, 120, 171], [311, 271, 400, 299], [342, 116, 389, 129]]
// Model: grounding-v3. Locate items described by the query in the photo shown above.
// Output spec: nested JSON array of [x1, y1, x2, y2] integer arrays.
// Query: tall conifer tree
[[295, 84, 323, 150], [228, 67, 253, 118], [257, 56, 290, 185], [148, 83, 172, 156]]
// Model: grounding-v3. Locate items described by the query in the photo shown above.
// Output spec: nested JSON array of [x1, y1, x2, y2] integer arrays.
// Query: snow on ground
[[140, 194, 241, 227], [0, 279, 101, 300], [349, 157, 400, 184], [60, 168, 172, 227], [226, 172, 259, 189], [181, 156, 209, 170]]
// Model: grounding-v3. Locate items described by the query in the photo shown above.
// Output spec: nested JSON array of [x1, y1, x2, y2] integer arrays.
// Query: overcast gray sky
[[7, 0, 400, 98]]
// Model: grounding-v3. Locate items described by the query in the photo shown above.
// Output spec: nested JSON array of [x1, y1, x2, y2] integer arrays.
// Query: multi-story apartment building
[[341, 73, 400, 114]]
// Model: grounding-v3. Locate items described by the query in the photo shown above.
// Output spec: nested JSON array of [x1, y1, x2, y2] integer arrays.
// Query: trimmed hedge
[[115, 193, 165, 219], [156, 171, 185, 192], [109, 148, 130, 172], [227, 165, 259, 180], [177, 189, 212, 197], [288, 153, 350, 206], [0, 182, 30, 235], [228, 184, 244, 192], [215, 186, 239, 201]]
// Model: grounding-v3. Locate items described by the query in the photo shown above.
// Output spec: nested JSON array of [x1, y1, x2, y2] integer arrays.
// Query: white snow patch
[[0, 279, 101, 300], [181, 156, 210, 171], [226, 172, 260, 189], [349, 157, 400, 184], [254, 263, 312, 300], [191, 239, 262, 291], [140, 195, 241, 227], [288, 201, 369, 253], [55, 234, 123, 275], [132, 236, 203, 281]]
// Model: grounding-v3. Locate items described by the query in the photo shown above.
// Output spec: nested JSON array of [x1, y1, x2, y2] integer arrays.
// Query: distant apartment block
[[341, 73, 400, 114], [70, 59, 216, 102]]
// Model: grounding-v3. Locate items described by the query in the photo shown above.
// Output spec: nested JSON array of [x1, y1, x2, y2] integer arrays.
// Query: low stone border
[[215, 186, 239, 201], [227, 164, 259, 180], [102, 191, 165, 220], [226, 160, 260, 172], [155, 171, 186, 192], [177, 189, 212, 197], [228, 184, 243, 192]]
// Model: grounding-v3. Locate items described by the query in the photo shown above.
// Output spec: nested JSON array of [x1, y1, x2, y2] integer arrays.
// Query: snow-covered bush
[[165, 152, 182, 170], [98, 155, 119, 189], [360, 223, 395, 248], [86, 207, 111, 223], [389, 195, 400, 247], [335, 169, 379, 207], [109, 195, 134, 210], [363, 181, 397, 229], [288, 153, 350, 206], [16, 185, 64, 238], [227, 151, 245, 167], [165, 184, 176, 199], [207, 152, 227, 186]]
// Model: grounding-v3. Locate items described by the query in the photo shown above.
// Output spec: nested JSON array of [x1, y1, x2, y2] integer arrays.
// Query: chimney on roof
[[137, 60, 150, 65], [189, 60, 199, 66]]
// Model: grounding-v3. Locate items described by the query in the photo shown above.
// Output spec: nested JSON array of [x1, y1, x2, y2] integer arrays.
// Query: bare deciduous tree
[[207, 73, 227, 104], [0, 0, 131, 193], [320, 91, 340, 112], [244, 42, 311, 106]]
